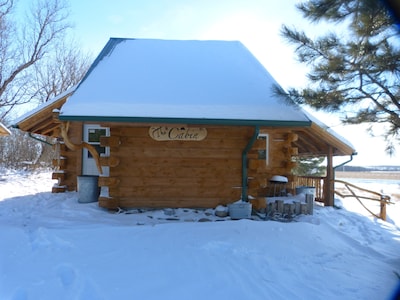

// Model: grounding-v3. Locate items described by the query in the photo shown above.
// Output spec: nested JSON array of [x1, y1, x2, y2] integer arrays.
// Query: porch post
[[324, 146, 334, 206]]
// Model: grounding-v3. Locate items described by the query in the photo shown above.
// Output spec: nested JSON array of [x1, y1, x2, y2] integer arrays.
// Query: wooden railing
[[292, 176, 325, 203], [294, 176, 393, 221], [334, 179, 393, 221]]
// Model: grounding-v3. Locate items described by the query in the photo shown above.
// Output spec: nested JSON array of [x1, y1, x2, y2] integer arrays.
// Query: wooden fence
[[334, 179, 393, 221], [294, 176, 393, 221], [292, 176, 325, 203]]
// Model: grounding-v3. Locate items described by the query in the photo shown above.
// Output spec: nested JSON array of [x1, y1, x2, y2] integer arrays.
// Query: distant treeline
[[336, 165, 400, 172]]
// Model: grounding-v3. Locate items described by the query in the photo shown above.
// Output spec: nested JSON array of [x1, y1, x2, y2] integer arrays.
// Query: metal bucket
[[228, 202, 252, 219], [77, 175, 99, 203], [295, 186, 316, 199]]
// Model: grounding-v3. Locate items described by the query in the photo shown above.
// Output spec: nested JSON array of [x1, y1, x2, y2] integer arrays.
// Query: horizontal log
[[248, 159, 267, 170], [52, 171, 65, 180], [110, 165, 241, 179], [114, 196, 237, 209], [117, 136, 249, 150], [100, 136, 121, 147], [109, 185, 241, 199], [52, 158, 66, 167], [248, 179, 261, 190], [111, 157, 241, 169], [52, 185, 67, 193], [99, 156, 120, 167], [288, 132, 298, 142], [99, 197, 119, 209], [250, 197, 267, 210], [111, 146, 242, 159], [98, 176, 120, 187], [113, 175, 241, 189]]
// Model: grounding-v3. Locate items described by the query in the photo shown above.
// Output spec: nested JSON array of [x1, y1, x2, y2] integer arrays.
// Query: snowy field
[[0, 170, 399, 300]]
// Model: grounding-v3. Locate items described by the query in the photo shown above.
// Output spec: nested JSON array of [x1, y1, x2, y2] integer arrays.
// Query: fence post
[[306, 194, 314, 215], [380, 196, 387, 221], [325, 146, 334, 206]]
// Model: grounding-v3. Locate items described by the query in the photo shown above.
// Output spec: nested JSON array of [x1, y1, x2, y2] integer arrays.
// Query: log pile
[[263, 194, 314, 221]]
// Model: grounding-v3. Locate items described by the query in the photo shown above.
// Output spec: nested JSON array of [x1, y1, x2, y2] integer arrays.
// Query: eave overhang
[[0, 122, 11, 136], [58, 114, 312, 127], [12, 87, 76, 136]]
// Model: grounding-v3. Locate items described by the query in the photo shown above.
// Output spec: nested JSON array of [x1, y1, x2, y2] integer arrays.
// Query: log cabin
[[13, 38, 356, 210]]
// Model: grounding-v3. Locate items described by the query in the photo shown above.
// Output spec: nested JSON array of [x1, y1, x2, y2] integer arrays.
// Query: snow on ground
[[0, 170, 399, 300]]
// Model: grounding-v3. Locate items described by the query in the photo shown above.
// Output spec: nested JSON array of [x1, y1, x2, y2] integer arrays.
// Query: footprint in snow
[[56, 264, 77, 288]]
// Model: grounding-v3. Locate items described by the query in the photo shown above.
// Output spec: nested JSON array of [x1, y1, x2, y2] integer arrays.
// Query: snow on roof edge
[[77, 38, 128, 88], [0, 122, 11, 135], [58, 113, 312, 127], [302, 109, 356, 153], [12, 85, 77, 126]]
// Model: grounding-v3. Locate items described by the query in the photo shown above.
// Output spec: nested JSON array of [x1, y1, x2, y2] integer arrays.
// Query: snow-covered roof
[[302, 110, 356, 154], [59, 38, 311, 126], [11, 38, 355, 156], [13, 86, 76, 126]]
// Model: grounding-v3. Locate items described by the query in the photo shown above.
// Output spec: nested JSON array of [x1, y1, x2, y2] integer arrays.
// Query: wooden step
[[52, 184, 67, 193], [52, 171, 66, 181]]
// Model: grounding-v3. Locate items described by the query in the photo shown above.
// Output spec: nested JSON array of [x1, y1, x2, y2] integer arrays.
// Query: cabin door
[[82, 124, 110, 176]]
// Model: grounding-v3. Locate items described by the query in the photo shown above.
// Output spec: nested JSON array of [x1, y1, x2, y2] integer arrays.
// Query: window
[[82, 125, 110, 176], [87, 128, 107, 158], [257, 134, 269, 165]]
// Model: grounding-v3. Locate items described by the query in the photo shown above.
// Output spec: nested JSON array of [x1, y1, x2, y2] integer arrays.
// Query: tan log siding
[[54, 123, 299, 208], [247, 129, 298, 198], [105, 126, 253, 208]]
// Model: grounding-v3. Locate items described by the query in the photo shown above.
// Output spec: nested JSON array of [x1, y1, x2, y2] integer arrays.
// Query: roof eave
[[58, 115, 312, 127], [12, 86, 76, 131], [0, 122, 11, 136], [309, 122, 356, 156]]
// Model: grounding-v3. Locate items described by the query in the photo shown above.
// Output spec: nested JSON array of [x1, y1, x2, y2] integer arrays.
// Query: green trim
[[58, 115, 311, 127], [28, 133, 54, 146], [242, 126, 259, 202], [78, 38, 127, 87]]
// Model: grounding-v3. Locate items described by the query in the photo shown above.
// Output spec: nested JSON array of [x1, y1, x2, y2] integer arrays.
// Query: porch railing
[[294, 176, 393, 221], [291, 176, 325, 203], [334, 179, 393, 221]]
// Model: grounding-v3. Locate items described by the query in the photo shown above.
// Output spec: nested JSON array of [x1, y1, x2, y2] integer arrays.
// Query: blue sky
[[29, 1, 400, 165], [68, 0, 309, 89]]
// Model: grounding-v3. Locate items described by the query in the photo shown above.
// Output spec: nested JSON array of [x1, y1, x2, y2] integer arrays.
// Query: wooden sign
[[149, 126, 207, 141]]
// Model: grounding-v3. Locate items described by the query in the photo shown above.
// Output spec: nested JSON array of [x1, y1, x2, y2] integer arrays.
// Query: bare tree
[[33, 39, 92, 103], [0, 0, 70, 120], [0, 0, 92, 170], [29, 40, 92, 167]]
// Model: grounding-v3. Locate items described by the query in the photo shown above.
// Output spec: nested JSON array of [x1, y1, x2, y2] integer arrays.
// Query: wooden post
[[306, 194, 314, 215], [380, 196, 387, 221], [283, 203, 290, 215], [325, 146, 334, 206], [300, 203, 308, 214], [294, 201, 301, 215], [288, 203, 295, 217], [276, 200, 284, 214]]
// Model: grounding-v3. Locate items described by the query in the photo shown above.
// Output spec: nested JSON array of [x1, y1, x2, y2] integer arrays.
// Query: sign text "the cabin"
[[149, 126, 207, 141]]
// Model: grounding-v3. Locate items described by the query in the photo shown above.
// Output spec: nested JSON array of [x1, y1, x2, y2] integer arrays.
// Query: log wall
[[247, 129, 298, 198], [51, 122, 299, 210], [99, 125, 254, 209]]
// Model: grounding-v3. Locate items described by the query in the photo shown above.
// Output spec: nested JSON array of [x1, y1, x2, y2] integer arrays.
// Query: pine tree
[[292, 156, 326, 176], [281, 0, 400, 154]]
